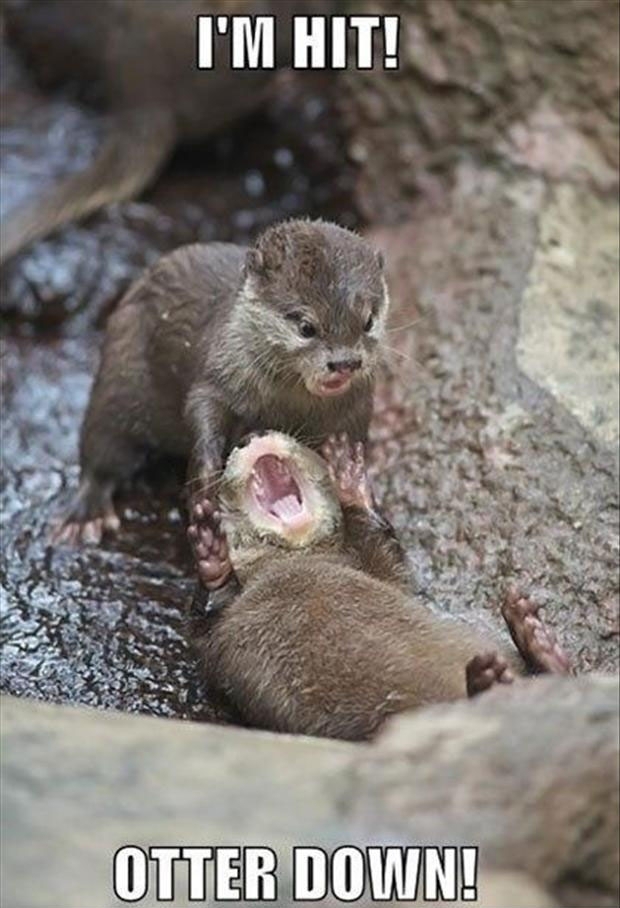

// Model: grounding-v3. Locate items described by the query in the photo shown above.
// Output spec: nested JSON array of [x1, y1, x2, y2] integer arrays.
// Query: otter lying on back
[[187, 432, 571, 741]]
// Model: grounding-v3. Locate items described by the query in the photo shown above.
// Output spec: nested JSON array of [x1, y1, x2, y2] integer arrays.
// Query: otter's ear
[[375, 249, 385, 270], [244, 232, 288, 278], [244, 248, 265, 278]]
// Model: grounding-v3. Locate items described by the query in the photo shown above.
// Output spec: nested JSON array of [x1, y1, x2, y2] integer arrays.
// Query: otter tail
[[0, 106, 176, 264]]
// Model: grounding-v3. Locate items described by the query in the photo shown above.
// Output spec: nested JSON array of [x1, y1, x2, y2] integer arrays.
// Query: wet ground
[[0, 50, 359, 720], [1, 38, 618, 725]]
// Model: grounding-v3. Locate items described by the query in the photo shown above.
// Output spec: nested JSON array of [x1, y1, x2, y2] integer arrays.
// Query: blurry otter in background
[[1, 0, 331, 262]]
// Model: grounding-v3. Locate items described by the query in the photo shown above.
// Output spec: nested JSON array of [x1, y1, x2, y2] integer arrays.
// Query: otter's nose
[[327, 357, 362, 375]]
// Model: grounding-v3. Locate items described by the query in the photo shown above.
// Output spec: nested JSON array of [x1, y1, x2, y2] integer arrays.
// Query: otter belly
[[199, 559, 516, 741]]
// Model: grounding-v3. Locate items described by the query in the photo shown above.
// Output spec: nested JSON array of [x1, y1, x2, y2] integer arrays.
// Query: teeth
[[272, 494, 302, 519], [279, 495, 296, 514]]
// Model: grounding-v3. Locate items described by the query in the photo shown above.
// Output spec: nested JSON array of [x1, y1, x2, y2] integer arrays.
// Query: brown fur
[[56, 220, 386, 542], [188, 433, 527, 741], [2, 0, 331, 261], [193, 554, 526, 740]]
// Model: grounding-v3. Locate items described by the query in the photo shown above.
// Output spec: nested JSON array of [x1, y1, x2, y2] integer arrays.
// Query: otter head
[[218, 431, 342, 572], [239, 219, 388, 398]]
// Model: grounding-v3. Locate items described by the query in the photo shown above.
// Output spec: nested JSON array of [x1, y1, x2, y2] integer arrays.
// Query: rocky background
[[1, 2, 618, 906]]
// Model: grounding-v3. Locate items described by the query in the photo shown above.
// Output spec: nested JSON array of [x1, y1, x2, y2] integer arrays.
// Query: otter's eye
[[299, 320, 317, 339], [364, 314, 374, 333], [285, 312, 317, 339]]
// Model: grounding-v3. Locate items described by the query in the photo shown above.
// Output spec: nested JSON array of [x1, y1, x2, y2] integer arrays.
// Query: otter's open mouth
[[249, 454, 310, 531], [311, 373, 353, 398]]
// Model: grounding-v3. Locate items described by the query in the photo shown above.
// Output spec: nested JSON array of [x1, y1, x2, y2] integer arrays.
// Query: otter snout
[[327, 357, 362, 375], [305, 350, 367, 398]]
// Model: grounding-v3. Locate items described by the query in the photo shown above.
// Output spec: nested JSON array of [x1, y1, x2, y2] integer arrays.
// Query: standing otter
[[54, 219, 387, 544], [1, 0, 331, 262], [187, 431, 571, 741]]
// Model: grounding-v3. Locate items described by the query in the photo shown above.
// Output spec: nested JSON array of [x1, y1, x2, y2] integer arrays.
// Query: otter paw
[[466, 651, 514, 697], [50, 512, 120, 546], [321, 432, 374, 510], [187, 498, 232, 590], [50, 477, 120, 547], [502, 589, 572, 675]]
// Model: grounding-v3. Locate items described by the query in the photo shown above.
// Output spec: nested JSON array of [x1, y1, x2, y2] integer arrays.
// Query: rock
[[338, 0, 619, 220], [0, 336, 209, 721], [2, 675, 616, 907], [350, 674, 619, 907], [517, 184, 619, 447], [0, 694, 355, 908], [367, 165, 619, 676], [462, 872, 558, 908]]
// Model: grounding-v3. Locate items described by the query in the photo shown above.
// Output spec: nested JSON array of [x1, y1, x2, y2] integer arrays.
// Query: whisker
[[379, 343, 422, 367], [183, 470, 227, 497], [386, 315, 429, 333], [381, 345, 408, 360]]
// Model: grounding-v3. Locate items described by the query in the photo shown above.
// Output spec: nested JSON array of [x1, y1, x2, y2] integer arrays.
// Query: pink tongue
[[252, 455, 303, 518]]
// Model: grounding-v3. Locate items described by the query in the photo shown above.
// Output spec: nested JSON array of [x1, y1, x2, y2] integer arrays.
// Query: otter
[[1, 0, 332, 262], [54, 219, 386, 544], [187, 431, 571, 741]]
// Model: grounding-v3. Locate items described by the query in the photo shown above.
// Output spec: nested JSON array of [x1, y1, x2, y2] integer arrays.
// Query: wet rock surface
[[0, 57, 358, 718], [0, 337, 205, 719], [1, 11, 618, 720]]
